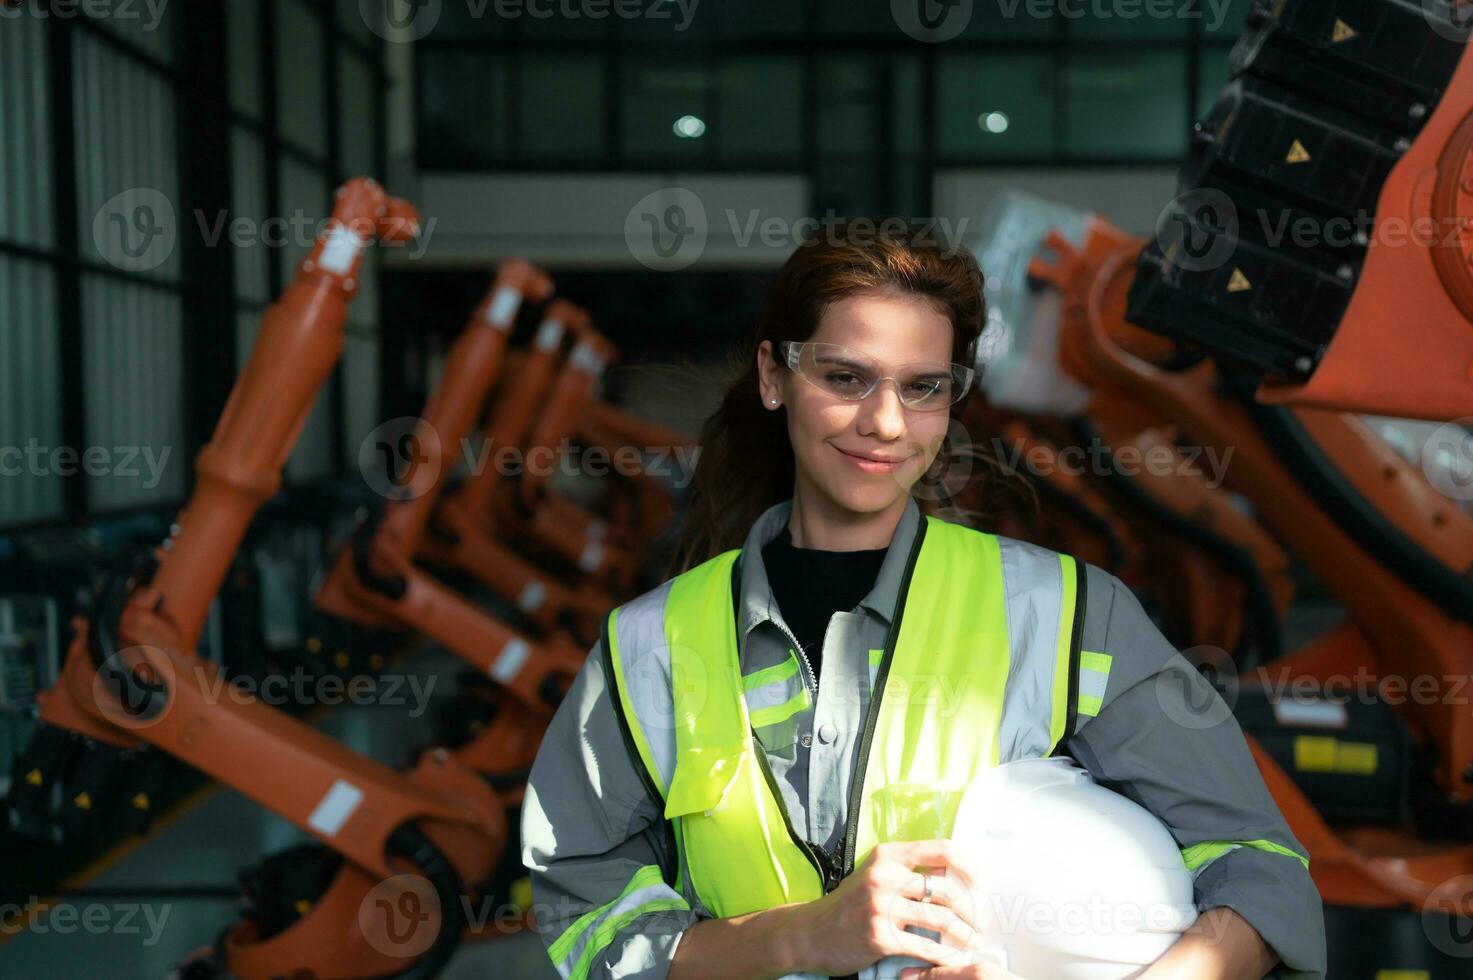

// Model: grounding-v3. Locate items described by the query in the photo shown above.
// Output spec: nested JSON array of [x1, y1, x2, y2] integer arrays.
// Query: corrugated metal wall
[[0, 17, 62, 525], [0, 2, 386, 531]]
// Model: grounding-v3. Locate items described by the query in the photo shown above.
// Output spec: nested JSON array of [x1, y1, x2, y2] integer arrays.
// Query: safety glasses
[[778, 341, 975, 412]]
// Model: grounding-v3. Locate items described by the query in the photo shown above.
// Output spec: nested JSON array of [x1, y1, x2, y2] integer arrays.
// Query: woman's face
[[758, 290, 955, 519]]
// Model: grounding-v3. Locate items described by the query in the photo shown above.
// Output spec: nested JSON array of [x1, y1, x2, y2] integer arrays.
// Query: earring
[[770, 398, 779, 406]]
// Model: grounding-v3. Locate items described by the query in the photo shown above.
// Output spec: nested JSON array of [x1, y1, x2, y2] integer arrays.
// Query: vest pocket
[[663, 742, 746, 819]]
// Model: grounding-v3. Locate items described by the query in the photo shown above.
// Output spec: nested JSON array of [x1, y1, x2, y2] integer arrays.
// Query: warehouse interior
[[1, 0, 1472, 977]]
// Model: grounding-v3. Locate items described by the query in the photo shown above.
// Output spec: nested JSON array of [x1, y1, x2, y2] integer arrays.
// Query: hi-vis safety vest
[[600, 515, 1095, 920]]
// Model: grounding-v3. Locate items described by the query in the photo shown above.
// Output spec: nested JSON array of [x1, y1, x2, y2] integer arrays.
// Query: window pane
[[522, 54, 606, 160], [818, 0, 907, 37], [339, 52, 378, 178], [815, 159, 883, 216], [0, 256, 63, 524], [0, 14, 54, 249], [716, 0, 804, 40], [621, 58, 706, 165], [85, 0, 177, 63], [431, 0, 513, 37], [231, 126, 271, 305], [81, 275, 185, 509], [418, 51, 513, 168], [817, 56, 880, 157], [228, 0, 262, 118], [73, 32, 181, 283], [1198, 44, 1233, 118], [718, 56, 801, 165], [1064, 1, 1191, 38], [520, 4, 613, 39], [938, 53, 1056, 160], [277, 0, 327, 155], [1203, 0, 1253, 38], [1063, 51, 1187, 158]]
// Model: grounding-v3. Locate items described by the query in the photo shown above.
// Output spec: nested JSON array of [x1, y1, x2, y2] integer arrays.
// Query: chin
[[820, 477, 910, 516]]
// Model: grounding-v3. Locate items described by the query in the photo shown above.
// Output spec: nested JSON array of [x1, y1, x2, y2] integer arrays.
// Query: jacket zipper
[[839, 516, 928, 877]]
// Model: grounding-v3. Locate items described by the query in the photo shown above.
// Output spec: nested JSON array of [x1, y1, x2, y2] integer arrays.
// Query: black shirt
[[760, 524, 888, 681]]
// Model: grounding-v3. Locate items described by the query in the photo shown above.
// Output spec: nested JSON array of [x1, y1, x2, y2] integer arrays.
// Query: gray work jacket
[[521, 496, 1326, 979]]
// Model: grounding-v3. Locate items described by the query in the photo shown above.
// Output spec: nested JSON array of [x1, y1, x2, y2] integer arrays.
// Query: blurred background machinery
[[0, 1, 1470, 977]]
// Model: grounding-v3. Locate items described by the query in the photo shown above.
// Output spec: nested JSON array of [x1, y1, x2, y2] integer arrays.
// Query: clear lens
[[782, 342, 973, 411]]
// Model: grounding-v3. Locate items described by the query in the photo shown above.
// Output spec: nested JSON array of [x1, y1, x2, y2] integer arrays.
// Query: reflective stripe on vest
[[603, 516, 1085, 918]]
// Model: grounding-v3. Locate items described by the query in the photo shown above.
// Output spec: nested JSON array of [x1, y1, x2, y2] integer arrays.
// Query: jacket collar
[[735, 495, 923, 639]]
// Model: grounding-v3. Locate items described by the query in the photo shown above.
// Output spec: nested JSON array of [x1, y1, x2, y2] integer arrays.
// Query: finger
[[890, 897, 983, 955], [894, 872, 982, 933], [899, 965, 1020, 979], [874, 839, 983, 889], [881, 923, 976, 970]]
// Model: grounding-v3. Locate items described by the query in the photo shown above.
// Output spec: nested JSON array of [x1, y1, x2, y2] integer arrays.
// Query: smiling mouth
[[832, 445, 913, 467]]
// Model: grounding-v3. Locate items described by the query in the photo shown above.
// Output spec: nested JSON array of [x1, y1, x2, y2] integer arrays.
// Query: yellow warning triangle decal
[[1331, 19, 1357, 43], [73, 791, 92, 810], [131, 792, 150, 811], [25, 768, 43, 787], [1286, 140, 1311, 164], [1228, 268, 1252, 293], [295, 899, 313, 917]]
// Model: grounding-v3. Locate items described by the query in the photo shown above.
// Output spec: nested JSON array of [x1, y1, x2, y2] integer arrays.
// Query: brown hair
[[668, 222, 987, 575]]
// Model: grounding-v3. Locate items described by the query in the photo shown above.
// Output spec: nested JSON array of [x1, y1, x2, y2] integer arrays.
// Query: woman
[[522, 226, 1325, 980]]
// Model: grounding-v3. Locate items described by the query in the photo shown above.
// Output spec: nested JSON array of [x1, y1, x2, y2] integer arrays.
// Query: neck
[[787, 476, 908, 551]]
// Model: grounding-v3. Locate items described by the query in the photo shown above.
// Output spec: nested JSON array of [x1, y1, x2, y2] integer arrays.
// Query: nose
[[855, 378, 908, 441]]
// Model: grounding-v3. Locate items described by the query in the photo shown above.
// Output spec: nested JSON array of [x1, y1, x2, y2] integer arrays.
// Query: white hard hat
[[871, 756, 1198, 980]]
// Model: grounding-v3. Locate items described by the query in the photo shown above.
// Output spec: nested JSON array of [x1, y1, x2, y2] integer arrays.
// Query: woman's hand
[[778, 839, 988, 977], [898, 965, 1027, 979]]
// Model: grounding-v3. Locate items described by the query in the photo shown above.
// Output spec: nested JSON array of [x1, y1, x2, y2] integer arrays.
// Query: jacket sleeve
[[1065, 566, 1327, 980], [521, 640, 697, 980]]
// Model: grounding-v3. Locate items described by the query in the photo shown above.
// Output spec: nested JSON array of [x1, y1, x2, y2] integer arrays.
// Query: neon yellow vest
[[605, 516, 1083, 918]]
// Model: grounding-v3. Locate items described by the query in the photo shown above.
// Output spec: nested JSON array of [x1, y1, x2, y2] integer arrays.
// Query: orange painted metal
[[34, 179, 505, 977]]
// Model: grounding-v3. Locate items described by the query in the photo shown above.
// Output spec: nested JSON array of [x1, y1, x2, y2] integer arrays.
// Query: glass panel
[[1203, 0, 1253, 38], [0, 256, 63, 524], [0, 13, 53, 249], [522, 54, 606, 160], [1063, 50, 1188, 158], [277, 159, 329, 287], [817, 56, 879, 157], [339, 52, 379, 178], [85, 0, 177, 63], [277, 0, 327, 155], [717, 56, 801, 165], [815, 159, 883, 217], [230, 126, 271, 306], [1064, 0, 1191, 38], [1198, 44, 1233, 118], [818, 0, 907, 37], [73, 32, 181, 283], [418, 51, 514, 168], [228, 0, 262, 118], [431, 0, 513, 37], [937, 53, 1056, 160], [621, 58, 706, 165], [81, 275, 186, 509]]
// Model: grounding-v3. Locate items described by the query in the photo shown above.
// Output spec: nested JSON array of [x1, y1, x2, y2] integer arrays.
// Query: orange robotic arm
[[12, 180, 504, 979]]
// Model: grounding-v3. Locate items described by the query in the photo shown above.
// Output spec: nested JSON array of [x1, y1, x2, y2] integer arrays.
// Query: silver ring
[[920, 873, 933, 902]]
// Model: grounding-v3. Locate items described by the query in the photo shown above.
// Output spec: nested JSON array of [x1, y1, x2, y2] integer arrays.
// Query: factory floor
[[0, 599, 1349, 979]]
